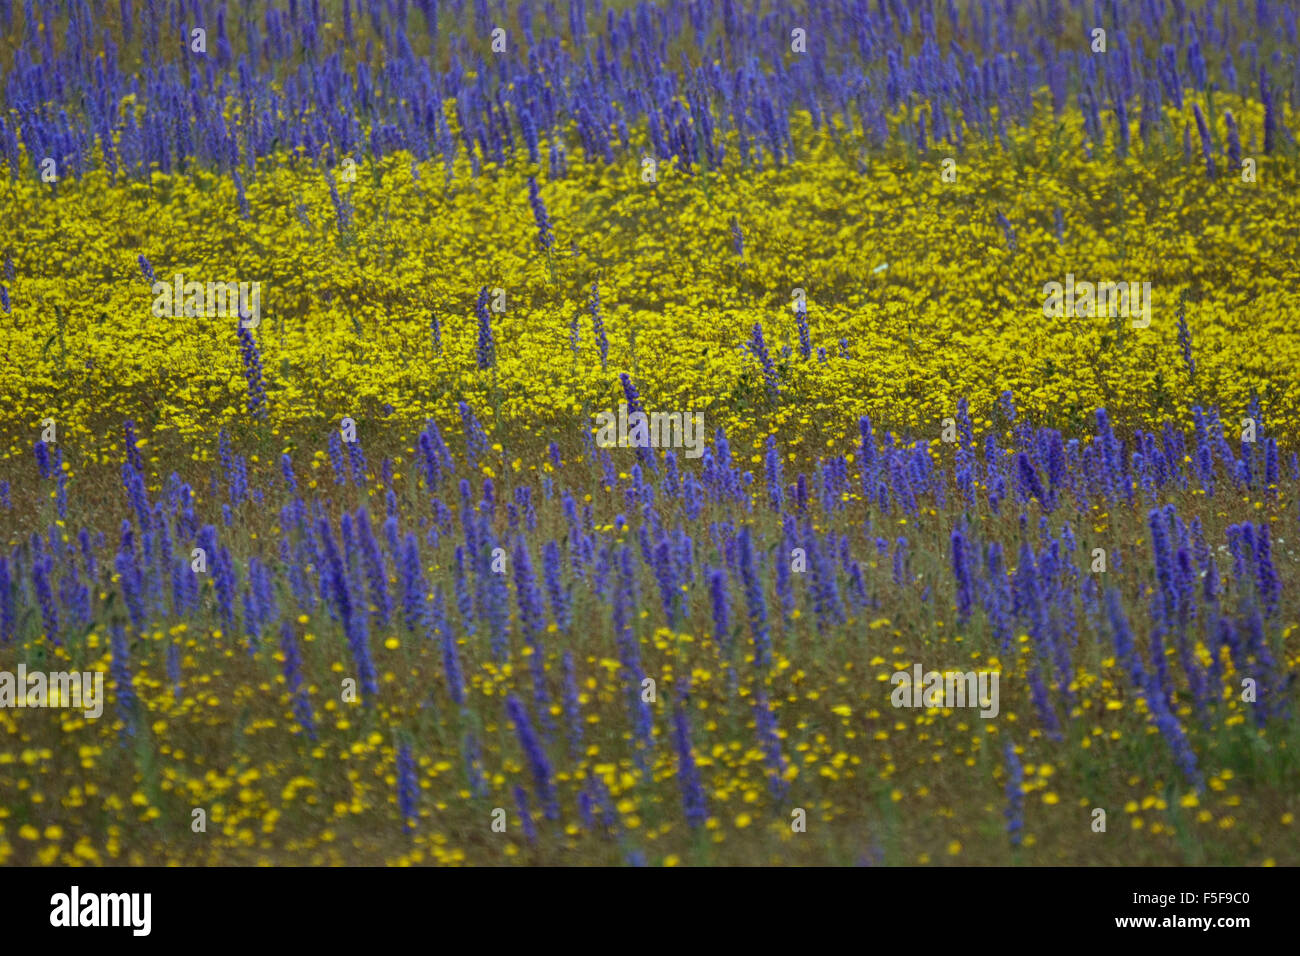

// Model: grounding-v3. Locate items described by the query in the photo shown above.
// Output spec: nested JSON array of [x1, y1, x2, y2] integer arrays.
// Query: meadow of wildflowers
[[0, 0, 1298, 868]]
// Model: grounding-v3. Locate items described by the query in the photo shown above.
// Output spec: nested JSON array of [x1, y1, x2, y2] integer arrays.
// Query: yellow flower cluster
[[1, 104, 1295, 461]]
